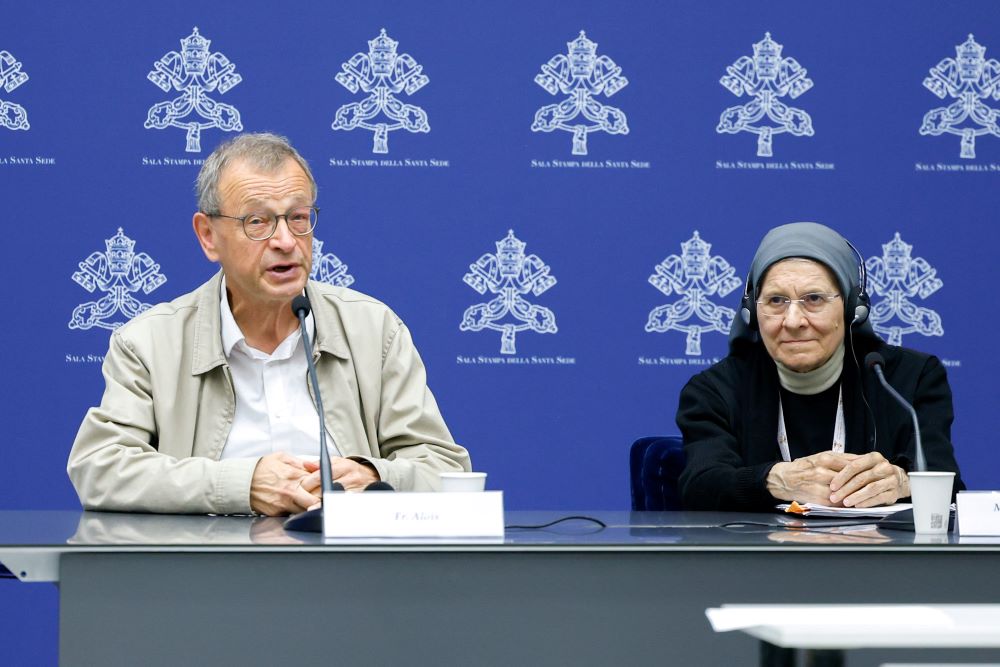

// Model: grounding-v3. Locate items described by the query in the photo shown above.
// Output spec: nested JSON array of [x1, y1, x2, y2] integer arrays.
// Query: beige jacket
[[68, 272, 470, 514]]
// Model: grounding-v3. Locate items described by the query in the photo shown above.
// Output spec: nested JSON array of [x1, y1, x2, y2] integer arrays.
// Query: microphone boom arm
[[284, 294, 338, 533], [297, 308, 334, 496], [870, 362, 927, 473]]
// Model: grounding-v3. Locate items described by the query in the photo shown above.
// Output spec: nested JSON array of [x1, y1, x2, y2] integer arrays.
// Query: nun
[[676, 222, 964, 511]]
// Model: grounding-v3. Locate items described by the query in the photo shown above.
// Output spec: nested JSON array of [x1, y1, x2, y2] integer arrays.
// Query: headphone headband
[[739, 239, 870, 330]]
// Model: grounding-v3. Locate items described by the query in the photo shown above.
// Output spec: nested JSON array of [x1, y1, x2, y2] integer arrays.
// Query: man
[[68, 132, 470, 516]]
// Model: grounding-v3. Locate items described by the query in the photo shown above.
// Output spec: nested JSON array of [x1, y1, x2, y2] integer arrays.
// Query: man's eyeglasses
[[206, 206, 319, 241], [757, 292, 841, 317]]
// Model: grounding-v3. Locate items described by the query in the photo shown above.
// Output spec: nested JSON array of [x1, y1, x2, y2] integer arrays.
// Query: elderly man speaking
[[69, 132, 470, 516]]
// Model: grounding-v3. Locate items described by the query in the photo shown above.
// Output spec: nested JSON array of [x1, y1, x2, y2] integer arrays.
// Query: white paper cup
[[909, 471, 955, 534], [439, 472, 487, 492]]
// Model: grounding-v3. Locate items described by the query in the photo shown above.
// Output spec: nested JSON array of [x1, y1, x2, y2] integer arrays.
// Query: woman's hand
[[829, 452, 909, 508], [767, 451, 859, 505], [768, 451, 909, 508]]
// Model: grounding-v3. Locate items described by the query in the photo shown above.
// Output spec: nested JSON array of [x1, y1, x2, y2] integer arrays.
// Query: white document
[[775, 502, 912, 518]]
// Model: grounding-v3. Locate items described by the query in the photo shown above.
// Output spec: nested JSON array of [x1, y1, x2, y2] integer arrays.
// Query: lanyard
[[776, 385, 845, 462]]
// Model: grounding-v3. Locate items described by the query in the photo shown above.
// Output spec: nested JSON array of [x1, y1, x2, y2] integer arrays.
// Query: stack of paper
[[775, 502, 912, 518]]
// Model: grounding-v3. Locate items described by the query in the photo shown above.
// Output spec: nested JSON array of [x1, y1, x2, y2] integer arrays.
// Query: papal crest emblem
[[144, 27, 243, 152], [332, 29, 430, 154], [460, 230, 558, 355], [310, 237, 355, 288], [0, 49, 30, 131], [69, 228, 167, 331], [645, 232, 741, 355], [531, 31, 629, 155], [866, 232, 944, 346], [717, 32, 815, 157], [920, 34, 1000, 159]]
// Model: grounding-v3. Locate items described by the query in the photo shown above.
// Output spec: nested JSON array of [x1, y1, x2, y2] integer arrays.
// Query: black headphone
[[739, 239, 870, 331]]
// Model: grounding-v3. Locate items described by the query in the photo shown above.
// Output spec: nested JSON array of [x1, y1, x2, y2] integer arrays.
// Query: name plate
[[323, 491, 504, 539], [957, 491, 1000, 536]]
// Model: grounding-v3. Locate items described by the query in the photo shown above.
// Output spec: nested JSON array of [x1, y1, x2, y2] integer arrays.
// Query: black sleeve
[[675, 369, 779, 511]]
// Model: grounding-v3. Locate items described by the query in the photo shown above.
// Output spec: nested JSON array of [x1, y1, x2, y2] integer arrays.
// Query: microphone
[[284, 294, 340, 532], [864, 352, 927, 473]]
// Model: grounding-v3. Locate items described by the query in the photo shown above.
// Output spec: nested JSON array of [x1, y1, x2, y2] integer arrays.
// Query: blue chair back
[[629, 436, 686, 511]]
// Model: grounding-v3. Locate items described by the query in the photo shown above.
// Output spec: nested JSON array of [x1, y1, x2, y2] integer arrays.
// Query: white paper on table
[[775, 502, 912, 518]]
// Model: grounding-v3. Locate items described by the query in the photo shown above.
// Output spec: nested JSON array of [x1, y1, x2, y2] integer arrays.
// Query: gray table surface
[[3, 510, 999, 667], [0, 509, 995, 556]]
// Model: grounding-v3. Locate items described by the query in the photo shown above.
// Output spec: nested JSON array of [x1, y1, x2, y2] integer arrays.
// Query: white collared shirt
[[218, 276, 341, 460]]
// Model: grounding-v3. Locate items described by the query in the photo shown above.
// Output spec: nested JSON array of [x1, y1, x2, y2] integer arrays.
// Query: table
[[3, 510, 1000, 666]]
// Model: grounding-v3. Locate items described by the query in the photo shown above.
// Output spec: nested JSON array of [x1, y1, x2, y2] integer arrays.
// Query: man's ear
[[193, 212, 220, 262]]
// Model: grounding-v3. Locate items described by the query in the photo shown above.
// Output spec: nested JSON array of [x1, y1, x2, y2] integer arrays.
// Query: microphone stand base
[[284, 508, 323, 533]]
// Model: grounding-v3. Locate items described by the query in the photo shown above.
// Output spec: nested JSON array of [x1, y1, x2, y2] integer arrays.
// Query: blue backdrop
[[3, 1, 999, 663]]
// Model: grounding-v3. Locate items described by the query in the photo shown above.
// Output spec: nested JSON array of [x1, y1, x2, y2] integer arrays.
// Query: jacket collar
[[190, 272, 351, 375], [305, 281, 350, 360], [191, 271, 227, 375]]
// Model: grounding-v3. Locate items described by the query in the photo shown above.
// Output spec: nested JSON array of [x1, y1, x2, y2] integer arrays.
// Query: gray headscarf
[[729, 221, 876, 349]]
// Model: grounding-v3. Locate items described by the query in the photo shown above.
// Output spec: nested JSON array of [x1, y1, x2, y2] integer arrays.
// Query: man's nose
[[268, 216, 298, 249]]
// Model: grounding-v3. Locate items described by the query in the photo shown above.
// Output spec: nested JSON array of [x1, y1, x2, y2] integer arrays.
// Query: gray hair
[[195, 132, 317, 213]]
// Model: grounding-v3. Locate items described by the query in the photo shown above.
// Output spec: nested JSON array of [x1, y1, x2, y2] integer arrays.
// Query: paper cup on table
[[909, 471, 955, 534], [439, 472, 487, 492]]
